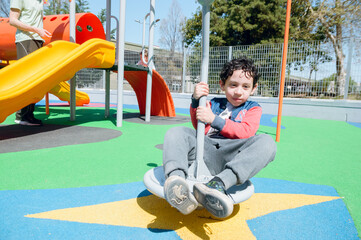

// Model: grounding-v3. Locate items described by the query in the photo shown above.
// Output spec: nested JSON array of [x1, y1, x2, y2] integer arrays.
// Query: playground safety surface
[[1, 103, 360, 239]]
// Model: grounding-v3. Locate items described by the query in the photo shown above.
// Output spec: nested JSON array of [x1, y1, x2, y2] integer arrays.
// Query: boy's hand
[[196, 101, 215, 124], [193, 82, 209, 100]]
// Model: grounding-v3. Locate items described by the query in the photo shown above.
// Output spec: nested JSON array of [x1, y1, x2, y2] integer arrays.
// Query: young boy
[[163, 57, 277, 218]]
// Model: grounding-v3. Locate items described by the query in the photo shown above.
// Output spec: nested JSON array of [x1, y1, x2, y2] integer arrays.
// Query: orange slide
[[124, 71, 176, 117], [0, 39, 115, 123]]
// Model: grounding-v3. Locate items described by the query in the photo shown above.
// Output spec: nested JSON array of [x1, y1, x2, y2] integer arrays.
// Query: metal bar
[[116, 0, 126, 127], [141, 13, 150, 64], [69, 0, 76, 121], [344, 37, 353, 100], [195, 0, 214, 179], [276, 0, 292, 142], [111, 16, 119, 60], [105, 0, 111, 118], [45, 92, 49, 115], [228, 46, 232, 61], [145, 0, 155, 122], [182, 45, 187, 93], [105, 70, 110, 118]]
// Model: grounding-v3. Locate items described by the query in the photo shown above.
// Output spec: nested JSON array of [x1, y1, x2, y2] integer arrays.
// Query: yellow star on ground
[[26, 193, 339, 239]]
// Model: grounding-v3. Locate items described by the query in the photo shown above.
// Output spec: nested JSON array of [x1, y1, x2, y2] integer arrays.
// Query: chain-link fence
[[76, 38, 361, 100]]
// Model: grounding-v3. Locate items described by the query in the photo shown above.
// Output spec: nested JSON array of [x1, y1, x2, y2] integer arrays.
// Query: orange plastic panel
[[0, 13, 105, 60], [124, 70, 176, 117]]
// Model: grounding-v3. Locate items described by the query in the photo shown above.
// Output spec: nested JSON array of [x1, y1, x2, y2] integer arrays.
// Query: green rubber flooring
[[0, 105, 360, 239]]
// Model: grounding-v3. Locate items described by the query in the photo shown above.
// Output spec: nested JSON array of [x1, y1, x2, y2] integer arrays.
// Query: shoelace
[[206, 180, 226, 194]]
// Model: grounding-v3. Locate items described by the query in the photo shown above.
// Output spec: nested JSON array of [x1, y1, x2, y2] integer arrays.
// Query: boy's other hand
[[196, 101, 215, 124], [193, 82, 209, 100]]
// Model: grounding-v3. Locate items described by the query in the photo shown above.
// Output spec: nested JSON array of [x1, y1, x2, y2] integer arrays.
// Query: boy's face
[[220, 69, 257, 107]]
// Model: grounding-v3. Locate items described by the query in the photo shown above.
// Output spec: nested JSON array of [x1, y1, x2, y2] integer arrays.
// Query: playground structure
[[0, 13, 104, 109], [0, 39, 115, 123], [0, 11, 176, 123], [0, 13, 106, 61], [48, 81, 90, 106], [124, 70, 175, 117]]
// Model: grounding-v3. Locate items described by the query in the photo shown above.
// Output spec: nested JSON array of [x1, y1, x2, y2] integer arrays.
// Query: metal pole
[[182, 45, 187, 93], [195, 0, 214, 179], [275, 0, 292, 142], [105, 0, 111, 118], [228, 46, 232, 61], [69, 0, 76, 121], [145, 0, 155, 122], [141, 13, 150, 64], [111, 16, 119, 60], [142, 14, 150, 49], [116, 0, 126, 127], [344, 37, 353, 100]]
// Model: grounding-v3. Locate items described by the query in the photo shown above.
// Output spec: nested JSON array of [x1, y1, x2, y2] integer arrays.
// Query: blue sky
[[87, 0, 200, 47]]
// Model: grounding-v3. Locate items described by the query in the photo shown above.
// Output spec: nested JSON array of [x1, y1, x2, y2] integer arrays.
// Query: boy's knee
[[256, 134, 277, 158], [166, 126, 186, 136], [164, 126, 194, 141]]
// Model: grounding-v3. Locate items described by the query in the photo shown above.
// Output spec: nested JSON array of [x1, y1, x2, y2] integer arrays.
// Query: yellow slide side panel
[[0, 38, 115, 123], [49, 82, 90, 106]]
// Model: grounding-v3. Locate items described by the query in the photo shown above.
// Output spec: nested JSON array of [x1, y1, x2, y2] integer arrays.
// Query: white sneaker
[[193, 183, 233, 218], [15, 117, 42, 126], [17, 120, 42, 126], [164, 175, 198, 215]]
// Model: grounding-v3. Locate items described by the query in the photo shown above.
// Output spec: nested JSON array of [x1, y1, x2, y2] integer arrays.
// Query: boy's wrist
[[211, 115, 226, 130], [191, 96, 199, 108]]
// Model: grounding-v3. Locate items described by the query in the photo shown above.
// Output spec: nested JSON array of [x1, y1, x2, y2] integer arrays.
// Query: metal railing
[[76, 38, 361, 100]]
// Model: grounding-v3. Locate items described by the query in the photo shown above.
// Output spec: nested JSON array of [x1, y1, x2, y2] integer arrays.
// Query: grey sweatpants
[[163, 126, 277, 190]]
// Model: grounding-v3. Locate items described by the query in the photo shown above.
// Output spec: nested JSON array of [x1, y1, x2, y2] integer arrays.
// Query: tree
[[297, 0, 361, 95], [158, 0, 186, 53], [44, 0, 90, 15], [0, 0, 10, 18], [44, 0, 68, 15], [183, 0, 291, 47], [157, 0, 186, 90]]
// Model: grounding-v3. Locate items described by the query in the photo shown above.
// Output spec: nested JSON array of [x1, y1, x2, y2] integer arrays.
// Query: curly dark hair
[[219, 57, 259, 87]]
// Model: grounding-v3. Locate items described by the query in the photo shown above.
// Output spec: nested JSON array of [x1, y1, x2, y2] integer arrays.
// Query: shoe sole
[[18, 121, 42, 126], [193, 183, 233, 218], [164, 176, 198, 215]]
